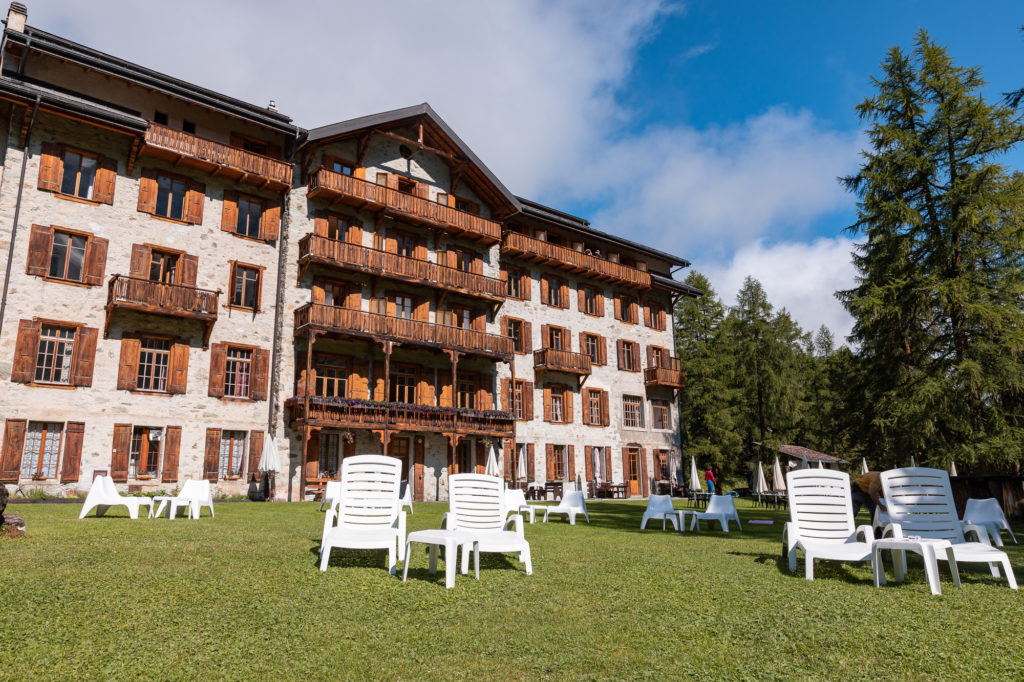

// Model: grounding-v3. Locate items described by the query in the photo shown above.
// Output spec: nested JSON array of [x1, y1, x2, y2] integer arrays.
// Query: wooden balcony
[[294, 303, 512, 360], [534, 348, 592, 377], [307, 167, 501, 244], [140, 123, 293, 191], [105, 275, 219, 347], [502, 232, 651, 289], [298, 234, 506, 302], [286, 397, 515, 438], [645, 357, 685, 388]]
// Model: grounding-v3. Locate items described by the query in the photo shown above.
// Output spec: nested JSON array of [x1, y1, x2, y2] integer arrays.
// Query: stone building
[[0, 4, 698, 501]]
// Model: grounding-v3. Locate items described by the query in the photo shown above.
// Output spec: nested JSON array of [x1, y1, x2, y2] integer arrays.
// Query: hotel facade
[[0, 4, 697, 501]]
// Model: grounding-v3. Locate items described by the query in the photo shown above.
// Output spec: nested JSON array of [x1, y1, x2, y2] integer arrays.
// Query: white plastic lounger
[[399, 480, 414, 515], [962, 498, 1016, 547], [445, 474, 532, 576], [319, 480, 342, 512], [640, 494, 678, 530], [784, 469, 877, 581], [504, 488, 536, 524], [167, 479, 215, 519], [689, 494, 741, 532], [79, 475, 153, 520], [542, 491, 589, 525]]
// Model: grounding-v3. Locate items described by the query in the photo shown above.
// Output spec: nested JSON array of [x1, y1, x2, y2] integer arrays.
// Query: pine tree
[[840, 30, 1024, 469]]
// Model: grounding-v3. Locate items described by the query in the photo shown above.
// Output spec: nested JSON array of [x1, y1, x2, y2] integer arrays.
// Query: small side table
[[152, 496, 192, 520], [518, 505, 538, 524], [873, 537, 961, 595], [673, 509, 699, 532], [402, 529, 480, 589]]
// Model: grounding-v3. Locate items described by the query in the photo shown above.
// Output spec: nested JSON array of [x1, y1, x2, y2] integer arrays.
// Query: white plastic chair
[[79, 475, 153, 520], [168, 480, 215, 519], [504, 488, 537, 524], [319, 455, 406, 574], [319, 480, 342, 512], [400, 480, 414, 515], [689, 494, 741, 532], [445, 474, 532, 575], [543, 491, 590, 525], [962, 498, 1017, 547], [784, 469, 876, 580], [881, 468, 1017, 589], [640, 494, 679, 530]]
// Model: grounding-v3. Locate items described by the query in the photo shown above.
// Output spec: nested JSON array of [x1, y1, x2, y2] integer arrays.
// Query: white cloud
[[703, 237, 859, 344]]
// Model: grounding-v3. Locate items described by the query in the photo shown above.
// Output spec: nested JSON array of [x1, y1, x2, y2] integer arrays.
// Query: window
[[581, 285, 600, 316], [451, 306, 473, 329], [319, 433, 341, 478], [551, 387, 564, 422], [182, 120, 196, 134], [397, 177, 416, 195], [230, 263, 262, 311], [154, 111, 168, 125], [390, 365, 417, 403], [583, 334, 601, 365], [617, 294, 638, 323], [652, 399, 671, 430], [137, 337, 171, 392], [315, 358, 348, 397], [546, 326, 566, 350], [623, 395, 644, 429], [376, 172, 389, 186], [506, 318, 524, 353], [59, 150, 97, 200], [507, 268, 526, 299], [395, 232, 417, 258], [394, 295, 413, 320], [240, 138, 267, 155], [543, 275, 563, 307], [219, 430, 247, 478], [224, 348, 252, 398], [455, 249, 475, 273], [47, 230, 87, 282], [129, 426, 161, 478], [21, 421, 62, 479], [646, 303, 666, 330], [654, 450, 670, 479], [322, 280, 349, 308], [148, 250, 179, 283], [512, 380, 526, 420], [457, 373, 476, 409], [552, 445, 567, 479], [587, 390, 602, 426], [34, 325, 75, 385], [327, 157, 354, 176], [155, 173, 188, 221], [619, 340, 638, 371], [454, 196, 479, 215], [236, 196, 263, 238]]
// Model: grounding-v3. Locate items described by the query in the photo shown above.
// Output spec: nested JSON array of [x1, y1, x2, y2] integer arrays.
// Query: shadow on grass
[[308, 539, 524, 575]]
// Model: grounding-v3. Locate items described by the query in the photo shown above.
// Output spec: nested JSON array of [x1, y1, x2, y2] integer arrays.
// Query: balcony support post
[[300, 329, 315, 500], [382, 341, 392, 452]]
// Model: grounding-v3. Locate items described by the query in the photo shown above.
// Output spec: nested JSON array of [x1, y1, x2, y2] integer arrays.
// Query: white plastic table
[[402, 529, 480, 589], [519, 505, 538, 524], [152, 496, 193, 520], [672, 509, 699, 532], [873, 537, 961, 595]]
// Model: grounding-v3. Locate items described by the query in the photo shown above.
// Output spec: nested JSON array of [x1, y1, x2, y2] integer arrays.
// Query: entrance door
[[388, 437, 410, 481], [626, 446, 640, 496], [455, 440, 473, 474]]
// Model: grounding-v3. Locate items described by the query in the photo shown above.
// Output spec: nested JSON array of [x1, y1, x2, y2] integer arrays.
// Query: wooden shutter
[[57, 421, 85, 483], [545, 444, 555, 481], [565, 386, 574, 423], [260, 198, 280, 240], [604, 447, 613, 481], [527, 443, 535, 482], [522, 321, 532, 354], [640, 447, 649, 496], [614, 296, 622, 320], [647, 345, 656, 370], [178, 253, 198, 287], [349, 359, 369, 399], [94, 156, 117, 204], [439, 370, 453, 407], [414, 438, 425, 501], [560, 282, 569, 309], [203, 428, 221, 481], [0, 419, 27, 482], [252, 348, 270, 401], [348, 220, 364, 245], [313, 209, 328, 236], [168, 341, 189, 394], [208, 343, 227, 397], [82, 235, 108, 285], [116, 337, 141, 390], [540, 324, 550, 349], [472, 309, 487, 332], [617, 339, 625, 370], [110, 423, 131, 482], [184, 180, 205, 225], [598, 335, 607, 366], [248, 430, 264, 477], [415, 367, 433, 405], [70, 326, 98, 387], [644, 304, 652, 327], [26, 225, 53, 276], [161, 426, 181, 483], [621, 448, 630, 487], [585, 446, 594, 482], [582, 389, 592, 426], [503, 438, 513, 481], [540, 276, 549, 305], [501, 378, 511, 412], [568, 445, 575, 480], [476, 441, 486, 474], [577, 287, 585, 312], [412, 297, 428, 320], [38, 142, 63, 191], [477, 373, 492, 410], [372, 363, 385, 401], [137, 168, 158, 214], [524, 382, 535, 420], [129, 244, 151, 278], [304, 430, 319, 482], [11, 319, 41, 383], [221, 190, 239, 233], [600, 390, 610, 426], [543, 385, 552, 422], [384, 233, 398, 254]]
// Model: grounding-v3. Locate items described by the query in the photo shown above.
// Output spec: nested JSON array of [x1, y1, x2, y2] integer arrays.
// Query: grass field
[[1, 498, 1022, 680]]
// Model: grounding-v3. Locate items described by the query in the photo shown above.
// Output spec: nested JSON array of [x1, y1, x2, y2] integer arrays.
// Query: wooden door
[[627, 447, 640, 496], [387, 437, 410, 480], [413, 437, 425, 502]]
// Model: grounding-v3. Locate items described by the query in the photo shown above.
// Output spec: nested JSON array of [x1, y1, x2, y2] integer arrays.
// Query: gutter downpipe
[[0, 92, 39, 340]]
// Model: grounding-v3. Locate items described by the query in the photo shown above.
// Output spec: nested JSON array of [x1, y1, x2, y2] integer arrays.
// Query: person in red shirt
[[704, 468, 717, 494]]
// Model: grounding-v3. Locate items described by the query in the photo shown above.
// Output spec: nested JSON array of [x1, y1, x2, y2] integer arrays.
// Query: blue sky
[[34, 0, 1024, 340]]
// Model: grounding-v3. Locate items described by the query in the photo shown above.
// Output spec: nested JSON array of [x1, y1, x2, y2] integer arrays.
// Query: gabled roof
[[0, 73, 147, 133], [304, 103, 520, 218]]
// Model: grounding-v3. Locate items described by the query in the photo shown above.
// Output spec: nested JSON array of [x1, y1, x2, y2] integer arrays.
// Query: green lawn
[[1, 499, 1022, 680]]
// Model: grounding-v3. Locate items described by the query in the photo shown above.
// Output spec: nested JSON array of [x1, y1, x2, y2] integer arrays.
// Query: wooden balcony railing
[[299, 234, 506, 301], [645, 357, 685, 388], [286, 397, 514, 437], [307, 167, 501, 243], [534, 348, 592, 376], [502, 231, 651, 289], [141, 123, 293, 190], [295, 303, 512, 359], [105, 275, 219, 347]]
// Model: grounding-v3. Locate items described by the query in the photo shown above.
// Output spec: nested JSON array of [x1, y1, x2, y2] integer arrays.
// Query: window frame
[[43, 226, 95, 285], [218, 430, 247, 479], [21, 421, 64, 480], [224, 346, 253, 399], [623, 395, 645, 429], [34, 323, 77, 386], [153, 171, 190, 222], [129, 425, 163, 479], [552, 444, 567, 480], [506, 267, 528, 299], [58, 146, 100, 202], [136, 336, 172, 393], [314, 355, 349, 398], [652, 399, 671, 430], [228, 261, 264, 313]]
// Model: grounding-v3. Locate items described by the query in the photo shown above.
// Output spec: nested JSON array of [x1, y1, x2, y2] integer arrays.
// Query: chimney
[[267, 99, 277, 112], [6, 2, 26, 32]]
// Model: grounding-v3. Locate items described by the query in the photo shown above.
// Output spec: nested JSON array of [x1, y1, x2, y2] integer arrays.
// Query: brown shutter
[[203, 428, 221, 481], [644, 304, 652, 327], [582, 389, 592, 426], [184, 180, 205, 225], [614, 295, 622, 320], [313, 209, 328, 236], [58, 422, 85, 483], [600, 390, 610, 426], [167, 342, 189, 394], [647, 345, 656, 370], [596, 290, 605, 317], [524, 382, 535, 420], [545, 444, 555, 481], [543, 385, 552, 422], [540, 324, 550, 349], [598, 335, 607, 365], [568, 445, 575, 480], [311, 279, 326, 305], [38, 142, 63, 191], [349, 360, 369, 399], [129, 244, 151, 278], [94, 156, 117, 204], [439, 370, 453, 407], [11, 319, 41, 383], [585, 446, 593, 482], [415, 367, 432, 405], [522, 321, 532, 354], [0, 419, 28, 482], [565, 386, 574, 423], [372, 362, 385, 401], [472, 309, 487, 332], [304, 430, 319, 482], [208, 343, 227, 397], [527, 443, 535, 482], [617, 339, 625, 369], [260, 199, 281, 241], [111, 424, 131, 482], [384, 233, 398, 254], [117, 337, 141, 390], [640, 447, 649, 496], [476, 441, 486, 474], [26, 225, 53, 276], [622, 448, 630, 488], [248, 430, 264, 477], [577, 287, 585, 312], [251, 348, 270, 401], [221, 190, 239, 233], [161, 426, 181, 483], [82, 236, 108, 285], [349, 221, 364, 245], [540, 276, 549, 305], [501, 378, 511, 412], [604, 447, 613, 481], [502, 438, 513, 481], [560, 282, 569, 309], [477, 373, 492, 410], [178, 253, 198, 288], [579, 332, 587, 361], [523, 270, 532, 299], [70, 326, 98, 387], [137, 168, 158, 214]]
